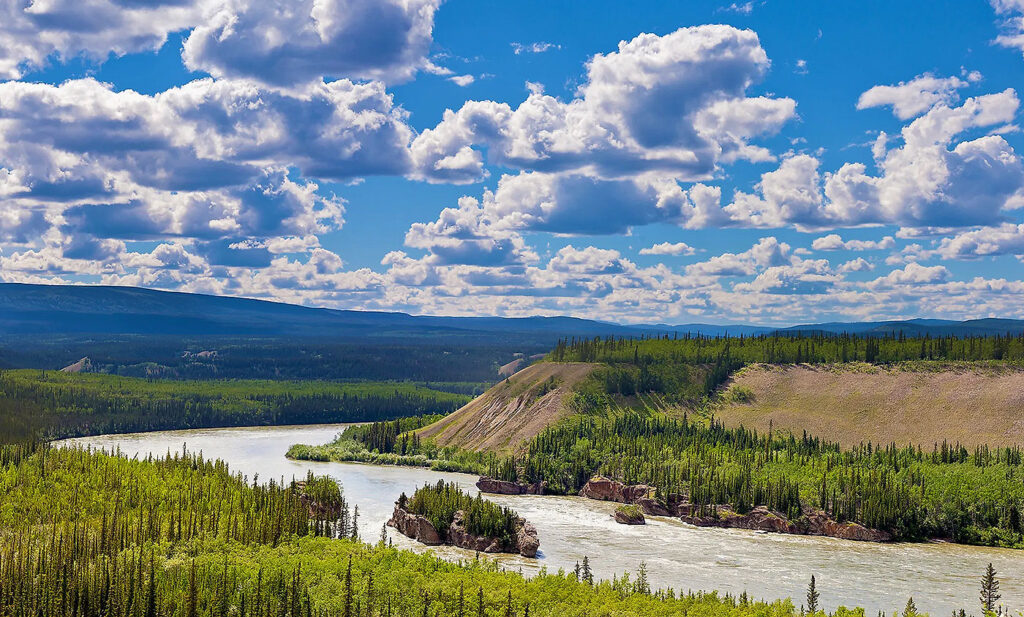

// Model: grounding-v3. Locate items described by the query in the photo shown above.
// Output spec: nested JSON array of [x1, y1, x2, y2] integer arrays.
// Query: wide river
[[61, 424, 1024, 616]]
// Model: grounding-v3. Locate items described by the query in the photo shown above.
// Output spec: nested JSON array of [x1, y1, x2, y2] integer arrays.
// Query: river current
[[60, 424, 1024, 616]]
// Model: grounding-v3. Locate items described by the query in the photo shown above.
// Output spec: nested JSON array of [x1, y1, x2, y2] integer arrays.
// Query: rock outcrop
[[388, 504, 540, 557], [387, 505, 442, 545], [476, 476, 546, 495], [797, 509, 892, 542], [613, 505, 645, 525], [577, 476, 890, 542], [678, 505, 891, 542], [579, 476, 653, 503]]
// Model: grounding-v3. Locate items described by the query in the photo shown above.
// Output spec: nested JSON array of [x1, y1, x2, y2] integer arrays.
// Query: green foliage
[[448, 411, 1024, 546], [403, 481, 520, 543], [616, 504, 644, 520], [0, 436, 930, 616], [0, 334, 535, 383], [549, 332, 1024, 369], [727, 385, 756, 404], [0, 369, 468, 439], [288, 420, 499, 476]]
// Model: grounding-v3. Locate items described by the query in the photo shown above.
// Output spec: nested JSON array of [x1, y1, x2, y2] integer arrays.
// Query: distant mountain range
[[1, 283, 1022, 341]]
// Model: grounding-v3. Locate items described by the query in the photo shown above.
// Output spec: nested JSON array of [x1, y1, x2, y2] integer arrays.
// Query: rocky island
[[388, 480, 540, 557]]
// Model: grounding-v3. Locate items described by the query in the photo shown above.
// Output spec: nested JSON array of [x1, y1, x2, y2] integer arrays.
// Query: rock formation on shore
[[476, 476, 547, 495], [388, 502, 540, 557], [578, 476, 891, 542]]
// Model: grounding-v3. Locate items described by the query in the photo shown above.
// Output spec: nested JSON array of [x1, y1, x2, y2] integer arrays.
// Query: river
[[60, 424, 1024, 616]]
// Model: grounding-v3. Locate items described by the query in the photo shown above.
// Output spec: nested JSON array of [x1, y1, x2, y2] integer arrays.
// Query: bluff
[[417, 362, 596, 454]]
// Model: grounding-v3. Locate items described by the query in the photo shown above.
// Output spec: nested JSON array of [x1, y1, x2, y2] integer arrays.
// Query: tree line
[[0, 370, 468, 439], [551, 331, 1024, 370]]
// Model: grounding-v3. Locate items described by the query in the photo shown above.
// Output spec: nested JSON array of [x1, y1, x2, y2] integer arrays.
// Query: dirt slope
[[60, 357, 91, 373], [716, 364, 1024, 447], [418, 362, 596, 453]]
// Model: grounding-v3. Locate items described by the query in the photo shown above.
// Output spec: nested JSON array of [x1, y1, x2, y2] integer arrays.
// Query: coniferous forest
[[0, 370, 469, 439], [0, 434, 881, 617]]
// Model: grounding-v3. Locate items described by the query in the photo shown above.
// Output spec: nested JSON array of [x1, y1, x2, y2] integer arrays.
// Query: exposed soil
[[417, 362, 596, 454], [716, 363, 1024, 447]]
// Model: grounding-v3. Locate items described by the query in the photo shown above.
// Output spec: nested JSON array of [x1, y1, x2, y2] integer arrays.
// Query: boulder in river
[[613, 504, 646, 525]]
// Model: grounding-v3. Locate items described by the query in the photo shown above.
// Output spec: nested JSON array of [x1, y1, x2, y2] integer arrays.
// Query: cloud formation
[[992, 0, 1024, 55], [0, 0, 205, 79], [857, 73, 978, 120], [0, 0, 440, 86], [182, 0, 441, 87], [639, 242, 696, 256], [2, 7, 1024, 326]]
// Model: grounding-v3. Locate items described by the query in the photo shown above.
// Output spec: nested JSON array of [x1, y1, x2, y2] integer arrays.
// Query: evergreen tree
[[980, 563, 1000, 614], [634, 561, 650, 595], [903, 597, 917, 617], [806, 575, 820, 613], [581, 556, 593, 585]]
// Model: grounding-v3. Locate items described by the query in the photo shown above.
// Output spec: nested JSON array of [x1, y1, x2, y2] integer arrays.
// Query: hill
[[3, 283, 1024, 341], [0, 283, 651, 341], [716, 364, 1024, 447], [417, 362, 596, 453]]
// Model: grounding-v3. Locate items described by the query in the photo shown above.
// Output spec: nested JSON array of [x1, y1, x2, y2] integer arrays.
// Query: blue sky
[[1, 0, 1023, 324]]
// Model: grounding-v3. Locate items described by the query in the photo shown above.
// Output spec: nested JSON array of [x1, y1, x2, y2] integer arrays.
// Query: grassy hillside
[[417, 362, 597, 454], [716, 363, 1024, 447]]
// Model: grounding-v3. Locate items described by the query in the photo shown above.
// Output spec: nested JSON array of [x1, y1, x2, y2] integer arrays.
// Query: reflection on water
[[61, 424, 1024, 616]]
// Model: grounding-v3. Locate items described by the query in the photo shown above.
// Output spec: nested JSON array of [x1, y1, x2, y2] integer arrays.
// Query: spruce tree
[[634, 561, 650, 595], [343, 556, 353, 617], [806, 575, 820, 614], [980, 563, 1000, 614], [903, 597, 917, 617]]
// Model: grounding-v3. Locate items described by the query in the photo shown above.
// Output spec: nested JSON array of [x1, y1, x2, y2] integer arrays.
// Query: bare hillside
[[716, 364, 1024, 447], [418, 362, 596, 453]]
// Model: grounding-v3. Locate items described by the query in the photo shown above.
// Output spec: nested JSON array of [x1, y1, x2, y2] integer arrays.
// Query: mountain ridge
[[1, 283, 1022, 340]]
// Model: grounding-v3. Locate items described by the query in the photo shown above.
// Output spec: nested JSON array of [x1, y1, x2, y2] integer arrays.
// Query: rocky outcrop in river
[[476, 476, 546, 495], [578, 476, 891, 542], [679, 505, 890, 541], [387, 504, 442, 545], [388, 503, 540, 557], [613, 505, 645, 525], [578, 476, 654, 503]]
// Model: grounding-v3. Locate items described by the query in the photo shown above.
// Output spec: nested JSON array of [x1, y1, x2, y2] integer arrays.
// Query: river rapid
[[60, 424, 1024, 616]]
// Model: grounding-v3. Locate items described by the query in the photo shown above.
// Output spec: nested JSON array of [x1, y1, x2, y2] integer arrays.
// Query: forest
[[0, 434, 896, 616], [0, 370, 469, 439], [290, 330, 1024, 548], [298, 409, 1024, 547], [0, 334, 530, 383]]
